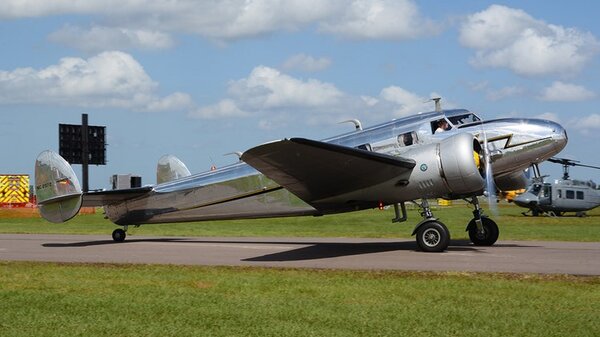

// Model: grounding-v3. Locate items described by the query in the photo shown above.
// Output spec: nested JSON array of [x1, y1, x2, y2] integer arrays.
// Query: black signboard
[[59, 124, 106, 165]]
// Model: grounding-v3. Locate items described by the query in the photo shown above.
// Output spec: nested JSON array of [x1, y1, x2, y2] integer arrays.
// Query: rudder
[[35, 150, 83, 223]]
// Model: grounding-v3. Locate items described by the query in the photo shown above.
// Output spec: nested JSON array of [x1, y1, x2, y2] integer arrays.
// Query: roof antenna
[[339, 119, 363, 131], [431, 97, 442, 112]]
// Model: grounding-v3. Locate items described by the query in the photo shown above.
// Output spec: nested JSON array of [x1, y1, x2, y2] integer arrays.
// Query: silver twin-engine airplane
[[35, 107, 567, 252]]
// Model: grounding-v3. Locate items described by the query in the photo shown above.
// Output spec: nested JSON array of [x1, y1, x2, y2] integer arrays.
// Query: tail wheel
[[112, 228, 127, 242], [416, 221, 450, 252], [467, 217, 499, 246]]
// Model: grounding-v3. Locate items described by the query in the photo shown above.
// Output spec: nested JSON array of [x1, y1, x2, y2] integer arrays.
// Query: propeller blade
[[481, 128, 499, 215]]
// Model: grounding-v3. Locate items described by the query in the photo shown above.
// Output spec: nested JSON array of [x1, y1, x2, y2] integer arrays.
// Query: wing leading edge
[[241, 138, 415, 212]]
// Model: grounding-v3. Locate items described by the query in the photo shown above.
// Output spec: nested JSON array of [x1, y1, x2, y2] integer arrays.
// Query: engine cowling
[[399, 133, 485, 200]]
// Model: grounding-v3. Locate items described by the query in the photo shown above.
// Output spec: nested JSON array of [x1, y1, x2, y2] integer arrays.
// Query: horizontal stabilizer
[[241, 138, 415, 211], [82, 187, 154, 207]]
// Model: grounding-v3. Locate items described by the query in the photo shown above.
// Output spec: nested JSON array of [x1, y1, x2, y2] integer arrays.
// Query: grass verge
[[0, 261, 599, 337], [1, 203, 599, 241]]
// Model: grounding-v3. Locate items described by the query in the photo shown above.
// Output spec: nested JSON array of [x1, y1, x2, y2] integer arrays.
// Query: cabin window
[[557, 190, 562, 199], [541, 185, 551, 198], [576, 191, 584, 200], [566, 190, 575, 199], [356, 143, 372, 151], [448, 113, 481, 126], [397, 131, 418, 147], [431, 119, 451, 134]]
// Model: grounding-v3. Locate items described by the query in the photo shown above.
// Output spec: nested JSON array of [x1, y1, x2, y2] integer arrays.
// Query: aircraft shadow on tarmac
[[243, 241, 537, 261], [36, 238, 541, 261]]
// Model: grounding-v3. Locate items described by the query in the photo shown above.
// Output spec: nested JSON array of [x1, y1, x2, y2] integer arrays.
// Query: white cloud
[[535, 112, 561, 123], [191, 65, 436, 124], [191, 65, 345, 120], [49, 25, 174, 52], [568, 114, 600, 134], [227, 66, 344, 110], [539, 81, 596, 102], [0, 51, 190, 112], [188, 99, 248, 119], [460, 5, 600, 76], [319, 0, 440, 40], [379, 86, 434, 116], [485, 86, 525, 101], [2, 0, 438, 46], [145, 92, 194, 112], [281, 54, 332, 72]]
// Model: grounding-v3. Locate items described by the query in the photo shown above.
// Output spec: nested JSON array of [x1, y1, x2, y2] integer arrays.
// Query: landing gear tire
[[112, 228, 126, 242], [416, 221, 450, 252], [467, 217, 499, 246]]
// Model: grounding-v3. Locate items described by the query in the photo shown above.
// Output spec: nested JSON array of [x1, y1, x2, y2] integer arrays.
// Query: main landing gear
[[465, 196, 499, 246], [395, 196, 499, 252], [410, 199, 451, 252]]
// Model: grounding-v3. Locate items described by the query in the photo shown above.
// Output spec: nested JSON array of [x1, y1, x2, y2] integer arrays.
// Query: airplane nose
[[550, 121, 568, 153]]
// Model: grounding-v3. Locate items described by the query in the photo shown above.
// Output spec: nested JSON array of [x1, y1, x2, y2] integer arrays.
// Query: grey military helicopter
[[35, 102, 567, 252], [514, 158, 600, 216]]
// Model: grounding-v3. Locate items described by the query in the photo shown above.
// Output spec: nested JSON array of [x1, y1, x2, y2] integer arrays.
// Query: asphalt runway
[[1, 234, 599, 275]]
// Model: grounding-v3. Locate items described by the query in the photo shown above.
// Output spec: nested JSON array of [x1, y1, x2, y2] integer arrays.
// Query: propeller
[[480, 128, 499, 215]]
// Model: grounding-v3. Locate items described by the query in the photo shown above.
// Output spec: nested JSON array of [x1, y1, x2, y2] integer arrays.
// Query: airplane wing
[[241, 138, 415, 212], [81, 187, 153, 207]]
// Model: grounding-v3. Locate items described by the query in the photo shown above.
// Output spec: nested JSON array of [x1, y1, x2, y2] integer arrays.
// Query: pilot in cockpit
[[435, 119, 451, 133]]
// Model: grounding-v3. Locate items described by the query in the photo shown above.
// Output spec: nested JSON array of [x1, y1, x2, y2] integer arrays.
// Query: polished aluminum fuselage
[[104, 109, 567, 225]]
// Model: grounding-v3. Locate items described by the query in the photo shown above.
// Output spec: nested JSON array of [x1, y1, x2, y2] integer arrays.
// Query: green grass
[[0, 261, 598, 337], [1, 203, 599, 241]]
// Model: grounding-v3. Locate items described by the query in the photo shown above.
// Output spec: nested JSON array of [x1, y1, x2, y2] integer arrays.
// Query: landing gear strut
[[411, 199, 450, 252], [112, 225, 128, 242], [466, 196, 499, 246]]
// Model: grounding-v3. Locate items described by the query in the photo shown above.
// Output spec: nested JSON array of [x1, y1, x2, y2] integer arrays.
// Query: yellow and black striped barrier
[[0, 175, 30, 205]]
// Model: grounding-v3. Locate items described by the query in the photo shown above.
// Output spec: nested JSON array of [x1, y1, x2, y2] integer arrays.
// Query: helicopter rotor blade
[[571, 163, 600, 170]]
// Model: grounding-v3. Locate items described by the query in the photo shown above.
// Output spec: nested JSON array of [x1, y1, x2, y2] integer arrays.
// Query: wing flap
[[241, 138, 415, 211]]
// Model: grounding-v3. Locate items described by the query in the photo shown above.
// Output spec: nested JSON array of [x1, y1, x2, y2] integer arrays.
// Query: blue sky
[[2, 0, 600, 188]]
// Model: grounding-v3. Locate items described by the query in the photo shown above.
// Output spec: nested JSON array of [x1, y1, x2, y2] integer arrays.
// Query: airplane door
[[539, 185, 552, 206]]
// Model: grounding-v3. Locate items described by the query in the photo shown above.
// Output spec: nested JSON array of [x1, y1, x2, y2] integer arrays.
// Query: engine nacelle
[[494, 171, 529, 191], [399, 133, 485, 200]]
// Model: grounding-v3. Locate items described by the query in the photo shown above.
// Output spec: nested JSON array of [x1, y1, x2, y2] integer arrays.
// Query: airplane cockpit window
[[447, 113, 481, 127], [356, 143, 372, 151], [397, 131, 419, 147], [431, 119, 451, 134], [529, 183, 542, 196]]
